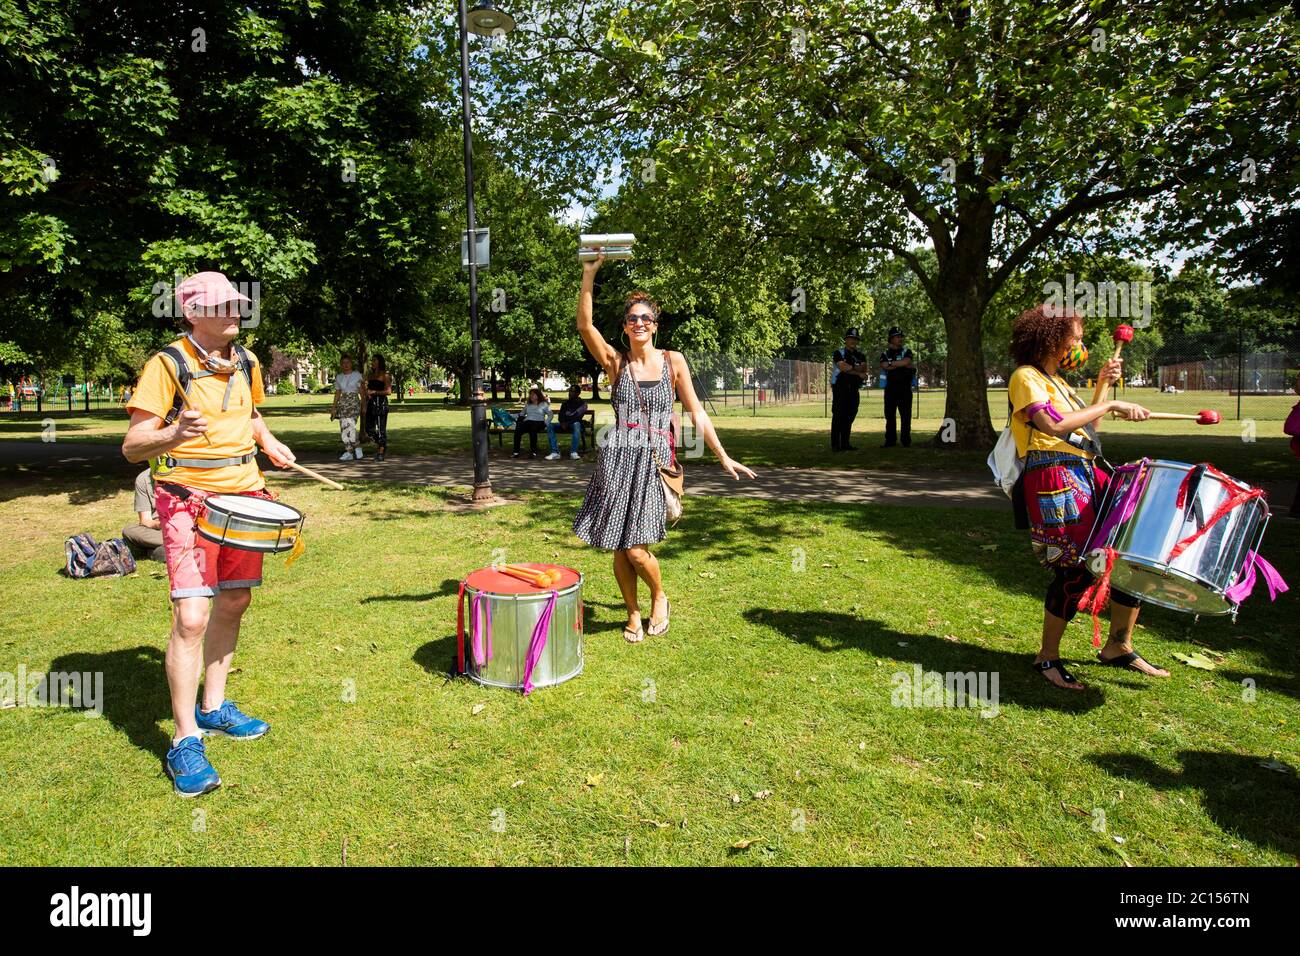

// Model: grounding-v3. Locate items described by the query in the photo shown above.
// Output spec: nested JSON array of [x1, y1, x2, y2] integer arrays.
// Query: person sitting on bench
[[513, 387, 551, 458], [122, 468, 166, 562], [546, 384, 588, 460]]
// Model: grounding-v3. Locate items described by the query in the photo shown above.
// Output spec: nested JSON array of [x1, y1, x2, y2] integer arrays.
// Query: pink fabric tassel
[[1225, 551, 1289, 605], [522, 590, 558, 696]]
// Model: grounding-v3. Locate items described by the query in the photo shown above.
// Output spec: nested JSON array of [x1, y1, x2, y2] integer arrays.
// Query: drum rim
[[464, 568, 584, 600], [1109, 554, 1235, 614], [205, 494, 304, 523]]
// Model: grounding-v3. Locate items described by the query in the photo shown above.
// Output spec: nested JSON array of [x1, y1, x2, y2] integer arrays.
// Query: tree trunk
[[937, 295, 997, 449]]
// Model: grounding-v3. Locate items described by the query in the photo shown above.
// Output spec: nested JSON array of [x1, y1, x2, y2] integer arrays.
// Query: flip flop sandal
[[647, 599, 670, 637], [1032, 658, 1083, 688], [623, 625, 645, 644], [1098, 650, 1166, 674]]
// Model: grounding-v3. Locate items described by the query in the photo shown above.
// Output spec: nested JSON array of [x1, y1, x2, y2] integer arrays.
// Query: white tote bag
[[987, 408, 1023, 497]]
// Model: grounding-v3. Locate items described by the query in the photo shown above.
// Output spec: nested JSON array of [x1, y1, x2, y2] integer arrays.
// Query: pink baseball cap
[[175, 271, 250, 311]]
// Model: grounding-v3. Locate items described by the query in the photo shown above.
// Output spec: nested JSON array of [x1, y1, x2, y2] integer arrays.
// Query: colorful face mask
[[1059, 343, 1088, 372]]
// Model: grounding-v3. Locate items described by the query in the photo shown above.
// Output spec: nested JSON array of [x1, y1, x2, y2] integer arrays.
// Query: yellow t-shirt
[[126, 338, 266, 493], [1007, 365, 1092, 460]]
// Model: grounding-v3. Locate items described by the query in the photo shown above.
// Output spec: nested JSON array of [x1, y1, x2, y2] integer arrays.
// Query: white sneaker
[[569, 452, 581, 460], [545, 452, 561, 460], [339, 451, 353, 461], [354, 448, 364, 460]]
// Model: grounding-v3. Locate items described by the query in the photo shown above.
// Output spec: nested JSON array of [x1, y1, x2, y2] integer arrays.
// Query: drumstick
[[158, 355, 213, 446], [500, 566, 548, 587], [505, 564, 556, 585], [1092, 324, 1135, 407], [285, 461, 345, 489], [1145, 410, 1223, 424]]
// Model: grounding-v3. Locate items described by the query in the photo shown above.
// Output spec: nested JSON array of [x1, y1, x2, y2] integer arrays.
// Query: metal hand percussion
[[198, 494, 305, 553], [578, 233, 635, 261], [1087, 459, 1269, 617], [458, 564, 583, 693]]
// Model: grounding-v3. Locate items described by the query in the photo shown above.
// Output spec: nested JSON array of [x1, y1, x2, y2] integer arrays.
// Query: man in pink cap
[[123, 271, 296, 797]]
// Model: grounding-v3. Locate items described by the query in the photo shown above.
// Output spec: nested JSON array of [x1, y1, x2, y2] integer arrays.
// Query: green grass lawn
[[4, 387, 1296, 483], [0, 475, 1296, 865]]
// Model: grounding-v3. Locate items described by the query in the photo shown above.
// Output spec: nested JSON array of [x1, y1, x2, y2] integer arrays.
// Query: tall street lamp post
[[458, 0, 515, 501]]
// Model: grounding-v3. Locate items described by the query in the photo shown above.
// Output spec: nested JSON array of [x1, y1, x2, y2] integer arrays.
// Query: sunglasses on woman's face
[[625, 313, 656, 327]]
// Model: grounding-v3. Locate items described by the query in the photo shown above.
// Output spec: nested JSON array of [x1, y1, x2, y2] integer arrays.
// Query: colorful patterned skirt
[[1023, 450, 1110, 569]]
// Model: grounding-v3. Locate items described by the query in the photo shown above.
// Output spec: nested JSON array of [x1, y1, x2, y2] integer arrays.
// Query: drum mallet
[[578, 233, 636, 262], [1092, 324, 1135, 407], [1145, 409, 1223, 425]]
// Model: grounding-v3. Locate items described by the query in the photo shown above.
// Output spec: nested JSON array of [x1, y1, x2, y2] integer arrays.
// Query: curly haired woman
[[1008, 304, 1169, 690]]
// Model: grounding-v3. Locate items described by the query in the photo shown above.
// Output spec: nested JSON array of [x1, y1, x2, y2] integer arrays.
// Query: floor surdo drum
[[1086, 459, 1271, 617], [198, 494, 305, 554], [457, 564, 583, 694]]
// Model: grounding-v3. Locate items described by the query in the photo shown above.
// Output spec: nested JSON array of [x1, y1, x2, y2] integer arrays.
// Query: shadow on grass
[[1088, 750, 1300, 856], [412, 635, 458, 678], [47, 645, 171, 765], [363, 578, 461, 603], [747, 608, 1105, 713]]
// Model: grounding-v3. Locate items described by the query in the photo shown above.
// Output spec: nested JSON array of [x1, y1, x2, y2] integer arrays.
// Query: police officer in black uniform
[[879, 326, 914, 447], [830, 328, 868, 452]]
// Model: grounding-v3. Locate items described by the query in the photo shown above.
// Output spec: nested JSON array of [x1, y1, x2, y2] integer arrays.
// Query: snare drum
[[197, 494, 305, 554], [458, 564, 583, 693], [1087, 459, 1269, 616]]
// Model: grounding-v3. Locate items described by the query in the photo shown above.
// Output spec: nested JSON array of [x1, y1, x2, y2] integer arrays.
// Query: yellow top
[[127, 338, 266, 493], [1007, 365, 1093, 459]]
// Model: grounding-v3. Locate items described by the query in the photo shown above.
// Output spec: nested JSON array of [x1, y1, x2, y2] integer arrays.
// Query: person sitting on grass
[[121, 468, 166, 562], [1008, 303, 1168, 690], [512, 387, 551, 459], [546, 384, 589, 460]]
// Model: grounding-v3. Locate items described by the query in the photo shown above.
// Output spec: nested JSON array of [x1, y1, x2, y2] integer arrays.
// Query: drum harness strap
[[157, 342, 257, 470]]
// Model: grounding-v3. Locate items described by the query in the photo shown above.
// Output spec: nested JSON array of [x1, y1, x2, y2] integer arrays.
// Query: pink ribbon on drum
[[522, 589, 558, 697], [1224, 551, 1289, 605], [470, 591, 493, 667]]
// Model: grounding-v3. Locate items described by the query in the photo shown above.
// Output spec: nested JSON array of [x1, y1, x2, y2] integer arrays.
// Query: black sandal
[[1033, 658, 1083, 688], [1098, 650, 1165, 674]]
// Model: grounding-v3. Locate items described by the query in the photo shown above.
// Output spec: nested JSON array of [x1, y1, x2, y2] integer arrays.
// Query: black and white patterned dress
[[573, 352, 675, 550]]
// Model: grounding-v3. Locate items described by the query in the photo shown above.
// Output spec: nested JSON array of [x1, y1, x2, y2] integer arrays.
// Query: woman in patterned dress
[[573, 251, 756, 643], [1008, 304, 1168, 689]]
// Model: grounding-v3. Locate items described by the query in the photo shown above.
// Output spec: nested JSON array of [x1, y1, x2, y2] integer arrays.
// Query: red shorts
[[156, 484, 265, 600]]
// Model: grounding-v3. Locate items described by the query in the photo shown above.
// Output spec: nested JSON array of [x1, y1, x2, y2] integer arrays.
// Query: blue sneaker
[[166, 735, 221, 798], [195, 699, 270, 740]]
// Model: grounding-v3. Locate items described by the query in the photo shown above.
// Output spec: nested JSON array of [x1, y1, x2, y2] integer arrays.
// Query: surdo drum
[[457, 564, 584, 694], [1086, 459, 1271, 618]]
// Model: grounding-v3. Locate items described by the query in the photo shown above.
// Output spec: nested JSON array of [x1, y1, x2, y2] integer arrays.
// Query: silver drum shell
[[1092, 460, 1268, 616], [463, 578, 584, 690]]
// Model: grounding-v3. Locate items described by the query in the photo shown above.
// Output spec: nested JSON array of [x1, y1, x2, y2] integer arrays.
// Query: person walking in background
[[513, 387, 551, 458], [830, 327, 868, 452], [546, 383, 588, 460], [332, 355, 364, 461], [880, 326, 914, 448], [122, 468, 166, 562], [364, 355, 391, 462]]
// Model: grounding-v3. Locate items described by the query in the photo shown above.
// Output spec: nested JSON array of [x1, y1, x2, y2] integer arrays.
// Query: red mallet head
[[1197, 409, 1222, 425], [1112, 324, 1135, 345]]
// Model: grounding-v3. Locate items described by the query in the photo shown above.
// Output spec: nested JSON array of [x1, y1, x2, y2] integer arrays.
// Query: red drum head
[[464, 563, 581, 594]]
